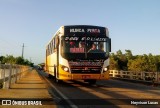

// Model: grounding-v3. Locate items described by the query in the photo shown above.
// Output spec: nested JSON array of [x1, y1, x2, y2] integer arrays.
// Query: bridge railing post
[[2, 65, 6, 89], [12, 65, 16, 84], [8, 64, 12, 89], [0, 64, 4, 89], [15, 65, 18, 83]]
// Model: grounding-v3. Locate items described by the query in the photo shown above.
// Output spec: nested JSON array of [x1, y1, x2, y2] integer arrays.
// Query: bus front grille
[[70, 66, 102, 74]]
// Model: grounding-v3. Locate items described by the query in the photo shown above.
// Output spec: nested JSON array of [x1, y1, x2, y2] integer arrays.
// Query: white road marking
[[45, 78, 78, 108]]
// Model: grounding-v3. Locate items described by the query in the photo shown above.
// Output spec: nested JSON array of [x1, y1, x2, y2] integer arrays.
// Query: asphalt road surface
[[38, 70, 160, 108]]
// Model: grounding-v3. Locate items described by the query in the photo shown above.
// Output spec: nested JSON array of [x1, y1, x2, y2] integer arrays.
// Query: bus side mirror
[[109, 38, 111, 52]]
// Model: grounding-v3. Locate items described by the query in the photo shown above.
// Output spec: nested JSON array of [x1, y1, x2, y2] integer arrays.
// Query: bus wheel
[[55, 78, 62, 83], [48, 74, 52, 78], [88, 80, 96, 85], [54, 68, 62, 83], [54, 75, 62, 83], [53, 75, 58, 83]]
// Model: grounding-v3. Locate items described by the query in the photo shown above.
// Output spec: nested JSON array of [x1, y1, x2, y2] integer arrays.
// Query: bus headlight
[[103, 67, 108, 72], [61, 65, 69, 72], [64, 67, 69, 72]]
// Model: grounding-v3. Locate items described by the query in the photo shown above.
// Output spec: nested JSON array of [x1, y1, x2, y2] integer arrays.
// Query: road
[[38, 70, 160, 108]]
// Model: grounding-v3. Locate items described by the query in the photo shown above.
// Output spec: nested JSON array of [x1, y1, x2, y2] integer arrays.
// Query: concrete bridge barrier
[[0, 64, 31, 89]]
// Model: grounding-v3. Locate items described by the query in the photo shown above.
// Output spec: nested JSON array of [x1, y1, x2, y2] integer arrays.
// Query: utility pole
[[22, 43, 24, 59]]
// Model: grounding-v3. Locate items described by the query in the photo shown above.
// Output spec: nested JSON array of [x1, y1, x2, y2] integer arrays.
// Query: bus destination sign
[[70, 28, 100, 33], [64, 25, 106, 36]]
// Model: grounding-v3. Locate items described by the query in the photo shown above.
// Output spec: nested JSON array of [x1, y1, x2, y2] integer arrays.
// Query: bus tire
[[54, 67, 62, 83], [88, 80, 96, 85], [48, 74, 52, 78], [55, 76, 62, 83]]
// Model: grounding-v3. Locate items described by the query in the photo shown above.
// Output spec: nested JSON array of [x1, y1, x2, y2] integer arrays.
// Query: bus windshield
[[61, 36, 110, 60]]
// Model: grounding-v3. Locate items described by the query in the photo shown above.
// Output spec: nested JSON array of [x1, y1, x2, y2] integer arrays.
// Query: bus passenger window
[[79, 41, 85, 48], [98, 42, 104, 52], [88, 43, 97, 53]]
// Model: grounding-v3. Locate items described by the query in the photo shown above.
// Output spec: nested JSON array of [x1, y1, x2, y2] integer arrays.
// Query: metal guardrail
[[109, 70, 160, 85], [0, 64, 31, 89]]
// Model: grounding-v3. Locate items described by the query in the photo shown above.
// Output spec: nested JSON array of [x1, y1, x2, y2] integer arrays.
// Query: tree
[[3, 55, 16, 64], [0, 55, 33, 66], [109, 50, 128, 70], [148, 54, 159, 72], [116, 50, 123, 58], [128, 55, 145, 72], [110, 50, 160, 72], [125, 50, 133, 60], [155, 55, 160, 71], [116, 50, 128, 70], [15, 57, 24, 64], [0, 56, 5, 64], [109, 55, 119, 70]]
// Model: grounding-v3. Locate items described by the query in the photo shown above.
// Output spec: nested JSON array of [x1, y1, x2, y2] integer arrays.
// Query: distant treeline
[[110, 50, 160, 72], [0, 55, 34, 66]]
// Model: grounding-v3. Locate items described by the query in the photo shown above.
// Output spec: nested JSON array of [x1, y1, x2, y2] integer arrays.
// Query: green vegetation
[[110, 50, 160, 72], [0, 55, 34, 66]]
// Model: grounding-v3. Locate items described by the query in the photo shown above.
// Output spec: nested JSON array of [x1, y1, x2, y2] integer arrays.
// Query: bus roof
[[46, 25, 109, 47]]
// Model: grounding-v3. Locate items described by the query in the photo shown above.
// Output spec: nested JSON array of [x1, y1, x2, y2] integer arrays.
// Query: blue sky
[[0, 0, 160, 64]]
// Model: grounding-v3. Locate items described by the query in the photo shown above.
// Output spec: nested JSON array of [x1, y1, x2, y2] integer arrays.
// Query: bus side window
[[55, 36, 59, 50], [48, 45, 50, 55], [48, 48, 50, 56], [50, 42, 52, 54], [99, 42, 104, 51], [51, 39, 54, 53], [53, 38, 55, 51], [49, 44, 51, 55]]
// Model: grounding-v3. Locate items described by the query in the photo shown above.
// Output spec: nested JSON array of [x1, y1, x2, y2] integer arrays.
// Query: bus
[[45, 25, 111, 84]]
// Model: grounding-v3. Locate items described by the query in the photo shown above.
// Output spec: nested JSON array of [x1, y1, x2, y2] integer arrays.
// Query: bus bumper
[[71, 72, 109, 80]]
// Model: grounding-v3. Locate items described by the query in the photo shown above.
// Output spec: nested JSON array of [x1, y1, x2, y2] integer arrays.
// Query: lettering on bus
[[70, 29, 85, 33], [86, 37, 106, 41], [69, 61, 103, 66], [65, 37, 79, 41], [70, 48, 84, 53], [65, 37, 107, 42], [70, 28, 100, 33], [87, 29, 100, 33]]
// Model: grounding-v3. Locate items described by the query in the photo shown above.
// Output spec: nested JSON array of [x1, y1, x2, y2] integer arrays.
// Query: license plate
[[82, 75, 90, 79]]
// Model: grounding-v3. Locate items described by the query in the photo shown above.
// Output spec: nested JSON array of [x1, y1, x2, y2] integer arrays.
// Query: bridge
[[0, 64, 160, 108]]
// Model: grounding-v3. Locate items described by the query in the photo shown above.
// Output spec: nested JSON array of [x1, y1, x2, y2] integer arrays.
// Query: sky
[[0, 0, 160, 64]]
